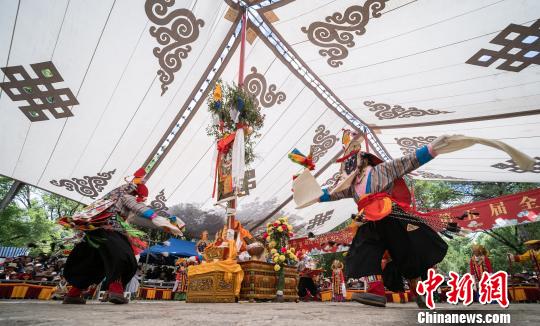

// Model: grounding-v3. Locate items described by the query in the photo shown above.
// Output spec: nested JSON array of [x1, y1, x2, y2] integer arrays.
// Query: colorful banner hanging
[[290, 188, 540, 254], [430, 188, 540, 232], [289, 227, 354, 256]]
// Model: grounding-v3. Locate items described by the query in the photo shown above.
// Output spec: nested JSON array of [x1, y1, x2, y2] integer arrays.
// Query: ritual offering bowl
[[246, 242, 265, 261]]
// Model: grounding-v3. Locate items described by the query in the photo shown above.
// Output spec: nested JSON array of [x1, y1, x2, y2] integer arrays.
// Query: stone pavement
[[0, 301, 539, 326]]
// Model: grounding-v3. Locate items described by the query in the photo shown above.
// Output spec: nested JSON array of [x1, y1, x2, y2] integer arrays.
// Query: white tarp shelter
[[1, 0, 539, 235]]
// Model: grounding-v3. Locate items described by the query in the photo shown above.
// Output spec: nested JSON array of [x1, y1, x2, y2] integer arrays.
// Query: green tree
[[41, 192, 81, 221], [437, 236, 472, 275], [0, 177, 75, 255]]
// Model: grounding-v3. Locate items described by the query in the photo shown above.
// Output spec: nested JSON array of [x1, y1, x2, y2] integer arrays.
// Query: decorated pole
[[227, 9, 248, 233], [207, 7, 264, 250]]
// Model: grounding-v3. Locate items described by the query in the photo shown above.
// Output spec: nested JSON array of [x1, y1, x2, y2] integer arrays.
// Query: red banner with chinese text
[[290, 227, 354, 255], [290, 189, 540, 254], [430, 188, 540, 232]]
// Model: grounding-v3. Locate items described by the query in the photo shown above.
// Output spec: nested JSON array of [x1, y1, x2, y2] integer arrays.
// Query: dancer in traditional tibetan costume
[[470, 244, 493, 281], [470, 244, 492, 301], [316, 132, 458, 308], [331, 260, 346, 302], [510, 239, 540, 286], [60, 168, 183, 304], [297, 253, 320, 301], [291, 130, 534, 308], [173, 258, 189, 301]]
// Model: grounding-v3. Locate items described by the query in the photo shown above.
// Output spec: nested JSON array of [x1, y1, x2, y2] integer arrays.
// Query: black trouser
[[345, 213, 447, 292], [64, 229, 137, 290], [298, 276, 318, 297]]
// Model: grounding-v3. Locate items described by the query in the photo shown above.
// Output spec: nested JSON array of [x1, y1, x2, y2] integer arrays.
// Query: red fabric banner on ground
[[430, 188, 540, 232]]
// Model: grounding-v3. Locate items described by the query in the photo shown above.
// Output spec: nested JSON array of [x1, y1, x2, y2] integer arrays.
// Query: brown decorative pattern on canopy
[[415, 170, 463, 180], [310, 125, 338, 163], [238, 169, 256, 197], [150, 189, 170, 217], [0, 61, 79, 122], [306, 210, 334, 230], [395, 136, 437, 155], [145, 0, 205, 95], [466, 19, 540, 72], [364, 100, 453, 120], [50, 169, 116, 199], [491, 157, 540, 173], [301, 0, 387, 67], [243, 67, 286, 109]]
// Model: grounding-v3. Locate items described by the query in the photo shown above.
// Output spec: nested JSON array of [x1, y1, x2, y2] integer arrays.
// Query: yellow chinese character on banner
[[466, 209, 479, 220], [439, 213, 452, 223], [519, 196, 538, 210], [490, 202, 507, 217]]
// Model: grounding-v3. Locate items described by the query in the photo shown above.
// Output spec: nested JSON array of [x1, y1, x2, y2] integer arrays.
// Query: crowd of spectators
[[0, 255, 180, 285], [142, 265, 175, 282], [0, 255, 66, 282]]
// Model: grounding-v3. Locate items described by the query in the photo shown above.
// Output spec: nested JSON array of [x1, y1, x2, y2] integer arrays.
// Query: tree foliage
[[0, 177, 76, 255]]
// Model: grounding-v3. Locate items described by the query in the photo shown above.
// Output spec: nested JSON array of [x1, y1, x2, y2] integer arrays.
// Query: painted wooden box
[[238, 261, 299, 302], [186, 271, 237, 303]]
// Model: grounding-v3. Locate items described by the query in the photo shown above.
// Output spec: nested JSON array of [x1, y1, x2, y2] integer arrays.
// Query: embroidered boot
[[108, 280, 129, 304], [62, 287, 86, 304], [351, 280, 387, 307]]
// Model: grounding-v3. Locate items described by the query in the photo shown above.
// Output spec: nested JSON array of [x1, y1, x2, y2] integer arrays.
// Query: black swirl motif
[[364, 101, 453, 120], [322, 172, 341, 189], [395, 136, 437, 155], [145, 0, 205, 95], [301, 0, 387, 67], [310, 125, 338, 163], [150, 189, 170, 217], [50, 169, 116, 199], [492, 157, 540, 174], [243, 67, 286, 109], [416, 171, 463, 180]]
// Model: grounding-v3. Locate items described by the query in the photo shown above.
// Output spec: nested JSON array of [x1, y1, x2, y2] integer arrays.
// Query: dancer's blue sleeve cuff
[[142, 209, 155, 219], [416, 145, 433, 166], [319, 188, 331, 202], [366, 171, 372, 194]]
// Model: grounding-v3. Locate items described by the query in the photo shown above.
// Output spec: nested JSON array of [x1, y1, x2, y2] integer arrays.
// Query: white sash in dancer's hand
[[433, 135, 535, 171], [152, 216, 184, 236], [293, 168, 323, 209]]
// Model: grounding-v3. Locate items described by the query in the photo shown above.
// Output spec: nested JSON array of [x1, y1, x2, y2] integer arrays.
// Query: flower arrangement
[[263, 216, 298, 300], [206, 81, 265, 165]]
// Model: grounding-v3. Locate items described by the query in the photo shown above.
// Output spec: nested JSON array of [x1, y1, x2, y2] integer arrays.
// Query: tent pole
[[0, 180, 24, 213], [140, 238, 153, 285], [237, 9, 247, 87]]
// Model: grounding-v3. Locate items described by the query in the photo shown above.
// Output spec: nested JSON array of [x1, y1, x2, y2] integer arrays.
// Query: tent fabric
[[0, 246, 30, 258], [1, 0, 539, 235], [141, 238, 197, 259]]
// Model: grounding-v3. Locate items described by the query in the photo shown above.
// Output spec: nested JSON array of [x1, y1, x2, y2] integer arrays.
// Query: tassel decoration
[[288, 148, 315, 170]]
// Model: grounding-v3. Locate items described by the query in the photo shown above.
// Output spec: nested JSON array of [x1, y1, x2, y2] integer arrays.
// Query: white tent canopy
[[1, 0, 539, 235]]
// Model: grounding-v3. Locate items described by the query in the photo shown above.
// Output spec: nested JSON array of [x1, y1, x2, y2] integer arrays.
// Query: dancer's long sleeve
[[322, 145, 437, 202]]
